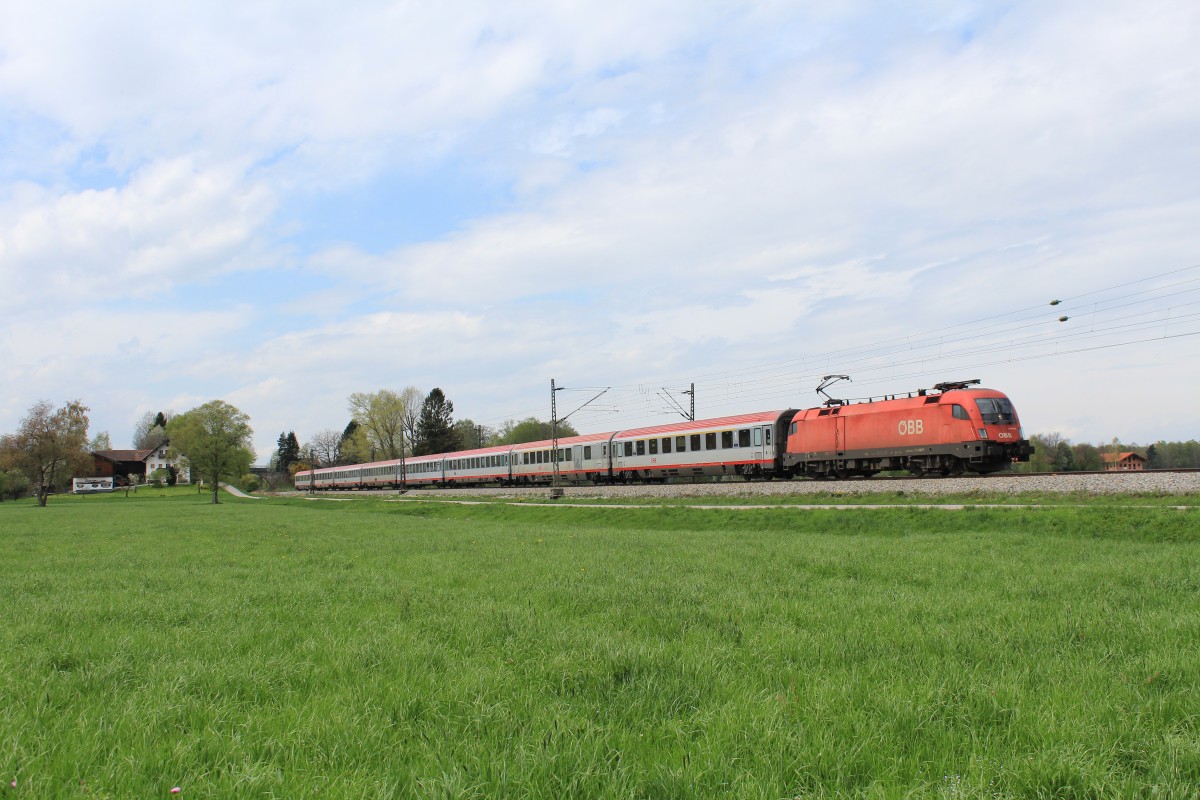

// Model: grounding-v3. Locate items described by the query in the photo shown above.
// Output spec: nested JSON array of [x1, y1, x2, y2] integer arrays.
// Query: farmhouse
[[1102, 451, 1147, 471], [91, 442, 191, 484]]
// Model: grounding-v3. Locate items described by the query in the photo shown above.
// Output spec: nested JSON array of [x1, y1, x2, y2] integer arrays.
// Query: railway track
[[296, 468, 1200, 499]]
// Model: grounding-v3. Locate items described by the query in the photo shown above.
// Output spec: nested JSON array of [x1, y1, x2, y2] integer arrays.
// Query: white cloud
[[0, 158, 275, 312]]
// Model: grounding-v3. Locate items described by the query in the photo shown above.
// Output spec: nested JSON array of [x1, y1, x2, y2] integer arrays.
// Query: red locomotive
[[783, 378, 1032, 478]]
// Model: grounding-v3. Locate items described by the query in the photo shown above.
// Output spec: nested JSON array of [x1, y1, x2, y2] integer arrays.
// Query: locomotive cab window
[[976, 397, 1015, 424]]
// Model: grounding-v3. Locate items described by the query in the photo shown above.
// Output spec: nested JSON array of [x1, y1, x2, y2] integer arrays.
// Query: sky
[[1, 0, 1198, 463]]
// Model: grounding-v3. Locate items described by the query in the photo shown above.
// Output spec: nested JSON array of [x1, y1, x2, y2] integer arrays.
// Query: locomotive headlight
[[978, 428, 989, 439]]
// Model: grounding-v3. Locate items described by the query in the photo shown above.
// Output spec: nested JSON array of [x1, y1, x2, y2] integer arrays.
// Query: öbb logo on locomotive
[[296, 378, 1034, 489]]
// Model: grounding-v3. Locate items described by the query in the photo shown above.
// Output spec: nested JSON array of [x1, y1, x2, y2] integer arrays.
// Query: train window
[[705, 432, 717, 450], [624, 442, 633, 457], [721, 431, 734, 449], [691, 434, 702, 451], [584, 446, 592, 460], [766, 429, 772, 445], [738, 429, 751, 447], [636, 440, 645, 456], [753, 428, 762, 447], [676, 436, 687, 451], [789, 422, 796, 435], [544, 450, 551, 463], [602, 444, 607, 458], [649, 438, 658, 455], [952, 404, 970, 420], [661, 438, 671, 454], [976, 397, 1015, 424]]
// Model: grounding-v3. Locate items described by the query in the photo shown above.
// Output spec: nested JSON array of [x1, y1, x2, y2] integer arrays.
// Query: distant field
[[1, 489, 1197, 798]]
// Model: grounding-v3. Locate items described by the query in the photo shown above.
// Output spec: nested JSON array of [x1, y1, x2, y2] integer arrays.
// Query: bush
[[241, 474, 260, 493]]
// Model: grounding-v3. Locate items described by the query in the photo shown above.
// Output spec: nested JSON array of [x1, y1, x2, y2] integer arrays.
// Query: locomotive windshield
[[976, 397, 1016, 425]]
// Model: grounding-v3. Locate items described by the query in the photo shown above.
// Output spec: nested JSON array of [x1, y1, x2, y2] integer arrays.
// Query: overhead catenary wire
[[474, 263, 1199, 431]]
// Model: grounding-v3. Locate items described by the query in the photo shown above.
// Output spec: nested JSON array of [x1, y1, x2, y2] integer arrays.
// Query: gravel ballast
[[307, 471, 1200, 501]]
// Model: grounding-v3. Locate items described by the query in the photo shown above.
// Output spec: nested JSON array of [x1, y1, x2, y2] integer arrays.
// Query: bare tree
[[132, 410, 174, 449], [0, 400, 91, 506], [400, 386, 422, 454], [306, 429, 342, 466]]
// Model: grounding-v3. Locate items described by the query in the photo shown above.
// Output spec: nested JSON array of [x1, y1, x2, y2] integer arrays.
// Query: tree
[[348, 390, 409, 460], [399, 386, 423, 455], [493, 417, 580, 445], [306, 429, 342, 467], [413, 388, 459, 456], [133, 410, 173, 449], [0, 400, 91, 506], [1071, 442, 1103, 471], [88, 431, 112, 452], [452, 419, 493, 450], [338, 420, 372, 464], [1054, 441, 1076, 472], [166, 401, 255, 504], [274, 431, 301, 472], [0, 469, 30, 501]]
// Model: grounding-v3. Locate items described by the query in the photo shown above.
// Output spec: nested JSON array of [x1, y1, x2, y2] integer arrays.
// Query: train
[[294, 379, 1033, 490]]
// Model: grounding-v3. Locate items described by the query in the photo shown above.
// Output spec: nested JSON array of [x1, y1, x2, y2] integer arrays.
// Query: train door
[[572, 445, 583, 473], [753, 426, 764, 462]]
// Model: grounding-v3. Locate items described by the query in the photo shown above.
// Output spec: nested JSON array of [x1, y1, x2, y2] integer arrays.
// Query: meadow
[[1, 489, 1197, 798]]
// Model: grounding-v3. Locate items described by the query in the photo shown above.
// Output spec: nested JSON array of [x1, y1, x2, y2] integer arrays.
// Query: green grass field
[[1, 489, 1197, 798]]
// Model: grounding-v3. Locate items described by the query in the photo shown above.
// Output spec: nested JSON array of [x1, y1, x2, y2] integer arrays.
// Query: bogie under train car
[[294, 380, 1032, 489]]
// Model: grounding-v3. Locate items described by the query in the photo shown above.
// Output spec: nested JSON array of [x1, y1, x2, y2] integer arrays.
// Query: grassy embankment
[[1, 488, 1197, 798]]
